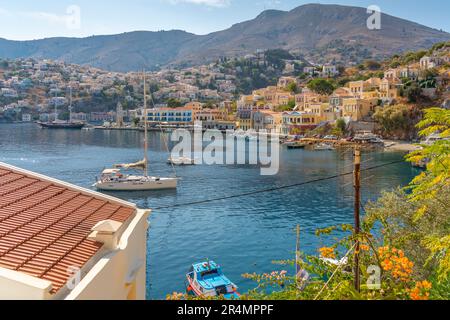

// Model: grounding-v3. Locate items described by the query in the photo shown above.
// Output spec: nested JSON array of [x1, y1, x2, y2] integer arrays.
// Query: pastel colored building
[[252, 111, 283, 133], [277, 77, 297, 89], [295, 91, 328, 111], [379, 78, 401, 102], [21, 114, 32, 122], [146, 107, 194, 126], [322, 65, 339, 77], [342, 98, 379, 121], [420, 56, 438, 70], [0, 162, 150, 300], [282, 111, 323, 135]]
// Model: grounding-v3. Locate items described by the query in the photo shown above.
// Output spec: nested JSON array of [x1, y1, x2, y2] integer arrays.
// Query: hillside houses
[[1, 43, 448, 132]]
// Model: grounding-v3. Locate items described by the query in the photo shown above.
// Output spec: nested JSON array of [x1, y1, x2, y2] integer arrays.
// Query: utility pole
[[295, 225, 300, 285], [353, 147, 361, 292]]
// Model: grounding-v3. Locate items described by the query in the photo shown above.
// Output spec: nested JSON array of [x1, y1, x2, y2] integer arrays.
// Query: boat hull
[[38, 122, 85, 129], [286, 144, 305, 149], [186, 275, 240, 299], [168, 158, 196, 166], [94, 178, 178, 191]]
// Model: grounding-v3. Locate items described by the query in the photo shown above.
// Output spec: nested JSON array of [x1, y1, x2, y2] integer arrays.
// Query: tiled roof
[[0, 163, 136, 294]]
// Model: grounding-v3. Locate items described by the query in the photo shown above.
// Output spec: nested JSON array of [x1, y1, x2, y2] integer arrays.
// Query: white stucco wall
[[0, 267, 53, 300], [65, 209, 150, 300]]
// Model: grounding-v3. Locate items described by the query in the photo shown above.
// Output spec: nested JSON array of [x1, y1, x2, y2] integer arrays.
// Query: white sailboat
[[94, 73, 178, 191]]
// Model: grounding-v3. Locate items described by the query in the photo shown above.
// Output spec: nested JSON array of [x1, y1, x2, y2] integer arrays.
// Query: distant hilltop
[[0, 3, 449, 72]]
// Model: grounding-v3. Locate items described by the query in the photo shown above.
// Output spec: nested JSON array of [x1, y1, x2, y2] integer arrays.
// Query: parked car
[[324, 135, 339, 140]]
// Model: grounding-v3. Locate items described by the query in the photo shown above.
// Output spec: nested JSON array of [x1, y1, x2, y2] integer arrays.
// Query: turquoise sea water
[[0, 123, 419, 299]]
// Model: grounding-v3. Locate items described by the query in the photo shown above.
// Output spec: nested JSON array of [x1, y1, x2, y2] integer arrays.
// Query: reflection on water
[[0, 124, 419, 299]]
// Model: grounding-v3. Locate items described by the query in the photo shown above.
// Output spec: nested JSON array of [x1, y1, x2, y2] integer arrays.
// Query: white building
[[1, 88, 18, 98], [303, 67, 317, 76], [322, 65, 339, 77], [420, 56, 439, 70], [21, 114, 32, 122]]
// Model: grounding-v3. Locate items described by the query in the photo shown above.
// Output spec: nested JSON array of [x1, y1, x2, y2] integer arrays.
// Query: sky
[[0, 0, 449, 40]]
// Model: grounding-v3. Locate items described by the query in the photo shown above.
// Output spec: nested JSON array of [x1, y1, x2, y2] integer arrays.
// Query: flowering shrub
[[409, 281, 432, 300], [378, 246, 414, 282], [242, 270, 288, 287], [319, 247, 336, 259], [166, 292, 186, 300]]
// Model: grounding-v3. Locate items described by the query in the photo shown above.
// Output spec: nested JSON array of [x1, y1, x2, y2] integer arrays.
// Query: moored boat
[[314, 143, 335, 151], [93, 168, 178, 191], [38, 120, 85, 129], [283, 140, 306, 149], [186, 261, 240, 299], [38, 87, 85, 129], [284, 141, 306, 149], [167, 157, 196, 166], [94, 72, 178, 191]]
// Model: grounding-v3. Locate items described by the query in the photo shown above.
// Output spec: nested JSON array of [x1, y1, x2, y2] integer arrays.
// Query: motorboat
[[284, 140, 306, 149], [314, 143, 335, 151], [186, 261, 240, 299]]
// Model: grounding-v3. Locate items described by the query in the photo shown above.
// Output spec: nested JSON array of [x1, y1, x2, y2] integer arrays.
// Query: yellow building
[[379, 78, 401, 101], [342, 98, 379, 121], [0, 162, 150, 300], [277, 77, 297, 89], [252, 86, 294, 108], [237, 118, 253, 131], [184, 101, 203, 111], [253, 111, 283, 133], [348, 78, 381, 98], [275, 92, 294, 106], [295, 91, 328, 111]]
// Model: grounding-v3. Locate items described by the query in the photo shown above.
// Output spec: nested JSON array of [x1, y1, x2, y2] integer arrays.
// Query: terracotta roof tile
[[0, 163, 136, 295]]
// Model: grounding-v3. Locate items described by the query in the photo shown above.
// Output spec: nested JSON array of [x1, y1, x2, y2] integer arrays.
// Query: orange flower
[[360, 244, 370, 251], [378, 246, 414, 281], [319, 247, 336, 259], [409, 281, 432, 300], [166, 292, 185, 300]]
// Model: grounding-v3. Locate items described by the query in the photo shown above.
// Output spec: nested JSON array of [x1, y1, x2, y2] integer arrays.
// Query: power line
[[152, 159, 405, 211]]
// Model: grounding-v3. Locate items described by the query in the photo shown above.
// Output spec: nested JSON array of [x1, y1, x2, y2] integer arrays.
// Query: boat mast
[[69, 86, 73, 123], [295, 225, 300, 284], [54, 91, 58, 122], [143, 71, 149, 177]]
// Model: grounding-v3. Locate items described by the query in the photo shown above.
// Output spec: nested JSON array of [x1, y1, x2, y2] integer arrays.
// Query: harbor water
[[0, 123, 419, 299]]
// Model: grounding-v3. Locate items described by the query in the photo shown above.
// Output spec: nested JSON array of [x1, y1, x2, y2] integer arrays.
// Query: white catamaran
[[93, 73, 178, 191]]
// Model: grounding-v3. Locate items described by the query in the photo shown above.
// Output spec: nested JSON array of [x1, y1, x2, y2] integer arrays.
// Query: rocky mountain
[[0, 4, 449, 72], [0, 31, 196, 72]]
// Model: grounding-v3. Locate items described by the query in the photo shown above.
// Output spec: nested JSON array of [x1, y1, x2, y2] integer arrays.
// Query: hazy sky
[[0, 0, 449, 40]]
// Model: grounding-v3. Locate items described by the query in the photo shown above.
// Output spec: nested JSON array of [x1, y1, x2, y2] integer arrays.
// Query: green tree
[[373, 105, 419, 137], [405, 82, 423, 103], [167, 98, 182, 108], [332, 118, 347, 136], [364, 60, 381, 71], [286, 82, 298, 94], [132, 117, 141, 127], [307, 79, 335, 96], [369, 108, 450, 285]]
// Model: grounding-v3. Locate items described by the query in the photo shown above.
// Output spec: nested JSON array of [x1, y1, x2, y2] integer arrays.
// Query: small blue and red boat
[[186, 261, 240, 299]]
